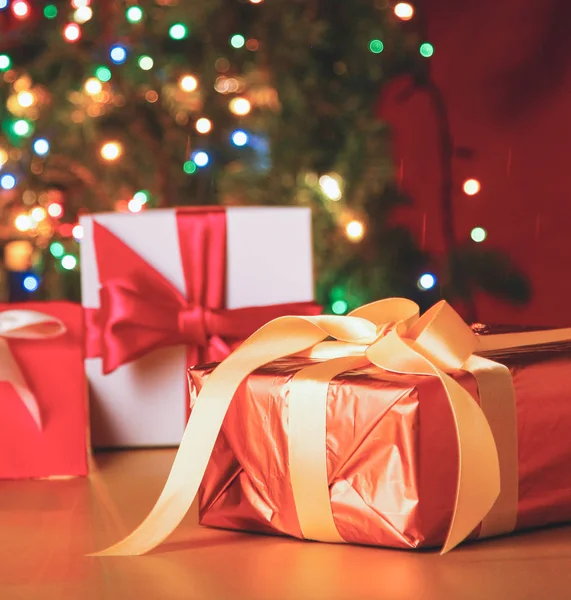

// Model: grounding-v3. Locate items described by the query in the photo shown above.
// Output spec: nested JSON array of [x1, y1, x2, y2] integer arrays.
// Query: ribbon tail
[[465, 355, 518, 539], [0, 338, 42, 429], [439, 372, 500, 554], [90, 315, 338, 556], [13, 384, 42, 430], [365, 331, 500, 554]]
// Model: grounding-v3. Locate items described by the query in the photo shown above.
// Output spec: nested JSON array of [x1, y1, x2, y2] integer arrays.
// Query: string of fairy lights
[[379, 3, 485, 299], [327, 2, 487, 312], [0, 0, 264, 292], [0, 0, 486, 301]]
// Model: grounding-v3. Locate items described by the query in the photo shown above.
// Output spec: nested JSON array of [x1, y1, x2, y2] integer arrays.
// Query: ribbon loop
[[349, 297, 419, 328], [0, 310, 66, 339], [407, 301, 477, 372], [88, 222, 323, 372], [0, 309, 66, 429]]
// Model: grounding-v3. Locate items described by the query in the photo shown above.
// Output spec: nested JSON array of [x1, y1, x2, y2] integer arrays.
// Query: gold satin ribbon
[[286, 299, 504, 552], [288, 355, 371, 544], [0, 310, 66, 428], [288, 340, 519, 544], [92, 298, 571, 557]]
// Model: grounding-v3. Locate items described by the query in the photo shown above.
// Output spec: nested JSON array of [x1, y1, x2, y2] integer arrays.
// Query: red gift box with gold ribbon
[[0, 302, 88, 480], [188, 343, 571, 549], [80, 207, 320, 448], [94, 298, 571, 556]]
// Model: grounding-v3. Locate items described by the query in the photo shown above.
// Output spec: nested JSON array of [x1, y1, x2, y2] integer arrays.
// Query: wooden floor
[[1, 449, 571, 599]]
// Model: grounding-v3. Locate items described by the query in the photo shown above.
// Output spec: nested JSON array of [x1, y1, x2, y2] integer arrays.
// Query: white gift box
[[80, 207, 315, 448]]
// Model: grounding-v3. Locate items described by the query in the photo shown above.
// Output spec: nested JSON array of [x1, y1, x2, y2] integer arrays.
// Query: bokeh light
[[319, 174, 342, 201], [0, 55, 11, 71], [44, 5, 57, 18], [133, 190, 150, 203], [17, 91, 34, 107], [101, 141, 122, 161], [138, 55, 154, 70], [63, 23, 82, 42], [61, 255, 78, 270], [420, 42, 434, 57], [110, 45, 127, 64], [195, 117, 212, 134], [231, 130, 248, 146], [12, 119, 32, 137], [23, 275, 39, 292], [31, 207, 47, 222], [84, 77, 103, 95], [229, 97, 251, 115], [126, 6, 143, 23], [47, 203, 64, 218], [50, 242, 65, 258], [95, 66, 112, 82], [470, 227, 487, 242], [369, 39, 384, 54], [463, 178, 481, 196], [169, 23, 188, 40], [230, 34, 246, 49], [128, 198, 144, 213], [15, 214, 31, 231], [418, 273, 436, 290], [183, 161, 197, 174], [345, 220, 364, 241], [74, 6, 92, 23], [192, 151, 209, 167], [331, 300, 348, 315], [0, 173, 16, 190], [394, 3, 414, 20], [12, 1, 30, 19], [179, 75, 198, 92]]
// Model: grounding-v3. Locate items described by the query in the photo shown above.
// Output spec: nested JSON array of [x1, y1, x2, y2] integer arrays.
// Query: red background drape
[[379, 0, 571, 326]]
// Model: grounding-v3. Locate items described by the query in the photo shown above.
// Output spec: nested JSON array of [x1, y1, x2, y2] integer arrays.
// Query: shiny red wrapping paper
[[0, 302, 88, 480], [189, 345, 571, 548]]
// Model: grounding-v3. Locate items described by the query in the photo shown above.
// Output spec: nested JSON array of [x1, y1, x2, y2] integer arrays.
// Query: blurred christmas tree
[[0, 0, 530, 317]]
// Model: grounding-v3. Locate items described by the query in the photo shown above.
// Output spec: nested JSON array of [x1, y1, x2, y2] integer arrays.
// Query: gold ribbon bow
[[0, 310, 66, 428], [94, 297, 566, 556]]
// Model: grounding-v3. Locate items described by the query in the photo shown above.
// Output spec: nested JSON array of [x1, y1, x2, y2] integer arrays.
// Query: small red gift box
[[0, 302, 88, 479]]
